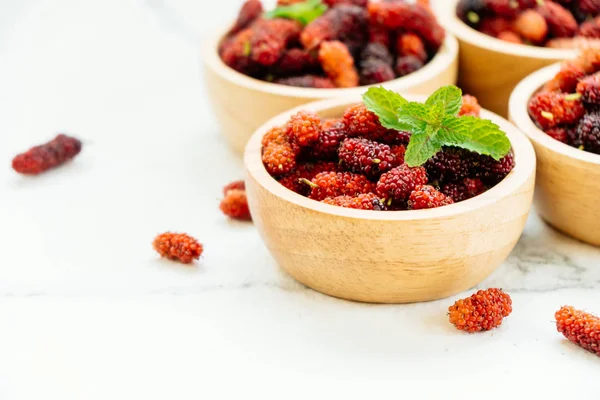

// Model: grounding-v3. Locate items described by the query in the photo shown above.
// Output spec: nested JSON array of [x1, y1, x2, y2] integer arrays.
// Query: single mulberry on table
[[153, 232, 203, 264], [527, 48, 600, 154], [220, 189, 252, 221], [260, 87, 515, 211], [555, 306, 600, 357], [448, 288, 512, 333], [12, 134, 82, 175], [456, 0, 600, 48], [219, 0, 446, 88]]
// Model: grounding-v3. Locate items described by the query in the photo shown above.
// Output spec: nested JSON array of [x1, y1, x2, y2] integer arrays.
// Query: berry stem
[[299, 178, 319, 188]]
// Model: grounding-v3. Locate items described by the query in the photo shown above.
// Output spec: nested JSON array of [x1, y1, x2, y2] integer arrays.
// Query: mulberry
[[576, 112, 600, 154], [408, 185, 454, 210], [220, 189, 252, 221], [555, 306, 600, 357], [396, 33, 427, 63], [275, 75, 336, 88], [425, 147, 474, 183], [527, 90, 586, 129], [513, 9, 548, 44], [322, 193, 386, 210], [153, 232, 203, 264], [360, 58, 395, 85], [286, 110, 321, 148], [228, 0, 263, 35], [262, 143, 297, 176], [338, 138, 398, 178], [485, 0, 521, 18], [480, 17, 514, 38], [318, 40, 359, 88], [323, 0, 367, 7], [395, 56, 424, 77], [456, 0, 487, 28], [12, 134, 82, 175], [459, 94, 481, 117], [273, 48, 319, 76], [360, 42, 393, 65], [442, 178, 485, 202], [250, 18, 302, 66], [579, 0, 600, 14], [342, 104, 385, 137], [223, 180, 245, 195], [300, 5, 368, 51], [579, 16, 600, 39], [477, 152, 516, 184], [306, 171, 375, 201], [261, 126, 289, 148], [368, 24, 391, 47], [544, 126, 569, 143], [278, 161, 340, 195], [537, 1, 578, 38], [448, 288, 512, 333], [308, 121, 348, 160], [497, 31, 523, 44], [576, 72, 600, 104], [543, 60, 586, 92], [376, 164, 428, 203]]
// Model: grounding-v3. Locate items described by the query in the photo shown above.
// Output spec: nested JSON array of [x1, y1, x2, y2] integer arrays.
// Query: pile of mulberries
[[457, 0, 600, 48], [528, 48, 600, 154], [219, 0, 445, 88], [262, 95, 515, 211]]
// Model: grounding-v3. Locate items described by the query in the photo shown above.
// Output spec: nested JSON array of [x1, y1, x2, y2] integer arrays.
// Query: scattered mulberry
[[425, 147, 474, 183], [220, 189, 252, 221], [12, 134, 82, 175], [273, 48, 319, 76], [376, 164, 428, 203], [577, 72, 600, 104], [396, 33, 427, 63], [338, 138, 398, 178], [528, 90, 586, 129], [408, 185, 454, 210], [576, 112, 600, 154], [448, 288, 512, 333], [262, 143, 297, 176], [459, 94, 481, 117], [395, 56, 424, 77], [250, 18, 302, 66], [360, 58, 395, 85], [286, 110, 321, 147], [228, 0, 263, 35], [543, 60, 586, 92], [555, 306, 600, 357], [322, 193, 386, 210], [275, 75, 336, 88], [537, 1, 578, 38], [579, 16, 600, 39], [152, 232, 203, 264], [306, 171, 375, 201], [342, 103, 385, 136], [300, 5, 368, 51], [442, 178, 485, 202], [513, 9, 548, 44], [223, 180, 245, 195], [318, 40, 359, 88]]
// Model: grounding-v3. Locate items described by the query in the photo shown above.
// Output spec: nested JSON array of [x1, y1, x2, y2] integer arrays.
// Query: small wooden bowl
[[434, 0, 577, 118], [203, 29, 459, 154], [244, 96, 536, 304], [509, 64, 600, 246]]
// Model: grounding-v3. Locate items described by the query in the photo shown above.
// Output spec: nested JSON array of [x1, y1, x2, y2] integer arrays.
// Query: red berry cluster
[[12, 134, 82, 175], [220, 180, 252, 221], [528, 48, 600, 154], [262, 96, 515, 211], [152, 232, 204, 264], [555, 306, 600, 357], [219, 0, 445, 88], [457, 0, 600, 48], [448, 288, 513, 333]]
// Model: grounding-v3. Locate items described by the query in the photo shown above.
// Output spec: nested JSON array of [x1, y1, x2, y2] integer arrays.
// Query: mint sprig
[[264, 0, 327, 26], [362, 86, 511, 167]]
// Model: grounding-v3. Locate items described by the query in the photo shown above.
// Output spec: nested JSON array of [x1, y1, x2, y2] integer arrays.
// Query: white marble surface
[[0, 0, 599, 398]]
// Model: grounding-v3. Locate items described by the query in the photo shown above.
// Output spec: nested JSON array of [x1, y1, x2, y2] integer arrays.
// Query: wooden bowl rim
[[434, 0, 578, 60], [202, 26, 459, 99], [244, 94, 536, 221], [509, 62, 600, 166]]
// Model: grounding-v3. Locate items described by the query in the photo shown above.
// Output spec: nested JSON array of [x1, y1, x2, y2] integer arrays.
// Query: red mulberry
[[318, 40, 359, 88], [324, 0, 367, 7], [376, 164, 428, 203], [278, 161, 340, 195], [300, 5, 368, 51], [396, 33, 427, 63], [497, 31, 523, 44], [261, 126, 289, 148], [513, 9, 548, 44], [338, 138, 398, 178], [409, 185, 454, 210], [322, 193, 386, 210], [342, 103, 386, 137], [537, 1, 578, 38], [395, 56, 424, 77], [286, 110, 321, 147], [448, 288, 512, 333], [153, 232, 203, 264], [425, 147, 475, 183], [228, 0, 263, 35], [543, 61, 586, 92], [480, 17, 514, 38], [579, 16, 600, 39], [308, 121, 348, 160], [576, 72, 600, 104], [273, 48, 319, 76], [368, 24, 390, 47], [528, 90, 586, 129], [12, 134, 82, 175], [306, 171, 375, 201], [360, 42, 393, 65], [262, 143, 297, 176], [275, 75, 336, 88], [223, 180, 245, 195], [576, 112, 600, 154], [220, 189, 252, 221], [250, 18, 302, 66], [579, 0, 600, 14], [220, 29, 260, 75], [360, 58, 395, 85], [442, 178, 485, 202], [544, 126, 569, 143], [485, 0, 521, 18], [477, 152, 516, 184], [555, 306, 600, 357], [459, 94, 481, 117]]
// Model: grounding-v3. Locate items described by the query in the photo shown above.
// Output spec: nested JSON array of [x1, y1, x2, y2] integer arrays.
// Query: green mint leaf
[[425, 86, 463, 117], [397, 102, 439, 133], [437, 115, 511, 160], [264, 0, 327, 26], [362, 86, 409, 129], [404, 125, 443, 167]]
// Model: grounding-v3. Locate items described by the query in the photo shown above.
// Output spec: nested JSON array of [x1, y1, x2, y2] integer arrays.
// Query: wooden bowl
[[203, 29, 458, 154], [434, 0, 577, 118], [244, 95, 536, 304], [509, 63, 600, 246]]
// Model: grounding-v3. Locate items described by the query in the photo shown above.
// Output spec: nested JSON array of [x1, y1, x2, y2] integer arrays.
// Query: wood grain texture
[[510, 64, 600, 246], [245, 96, 536, 304], [433, 0, 577, 118], [202, 29, 458, 154]]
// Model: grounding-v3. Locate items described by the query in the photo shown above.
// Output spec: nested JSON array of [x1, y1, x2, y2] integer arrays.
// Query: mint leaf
[[405, 125, 443, 167], [437, 116, 511, 160], [425, 86, 463, 117], [362, 87, 408, 129], [397, 102, 439, 133], [265, 0, 327, 26]]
